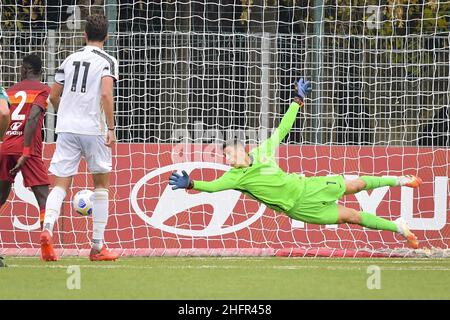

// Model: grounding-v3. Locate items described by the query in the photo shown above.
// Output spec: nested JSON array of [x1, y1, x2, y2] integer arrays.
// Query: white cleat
[[397, 175, 423, 188]]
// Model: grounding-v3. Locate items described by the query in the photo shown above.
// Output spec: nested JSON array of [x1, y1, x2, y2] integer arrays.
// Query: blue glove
[[169, 170, 192, 190], [295, 78, 312, 101]]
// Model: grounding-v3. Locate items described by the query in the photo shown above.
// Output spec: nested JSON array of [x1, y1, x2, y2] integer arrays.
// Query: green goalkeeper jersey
[[193, 101, 305, 212]]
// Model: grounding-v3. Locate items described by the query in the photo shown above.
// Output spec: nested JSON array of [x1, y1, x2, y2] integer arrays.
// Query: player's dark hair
[[85, 14, 108, 42], [22, 54, 42, 75], [222, 138, 245, 151]]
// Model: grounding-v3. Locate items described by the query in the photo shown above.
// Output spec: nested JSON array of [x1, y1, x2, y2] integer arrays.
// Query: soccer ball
[[72, 190, 94, 216]]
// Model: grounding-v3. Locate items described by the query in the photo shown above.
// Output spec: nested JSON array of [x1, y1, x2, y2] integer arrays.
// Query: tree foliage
[[1, 0, 46, 30], [1, 0, 105, 31], [238, 0, 450, 35], [323, 0, 450, 36]]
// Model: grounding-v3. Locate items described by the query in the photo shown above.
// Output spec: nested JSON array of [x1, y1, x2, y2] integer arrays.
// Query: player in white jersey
[[40, 14, 119, 261]]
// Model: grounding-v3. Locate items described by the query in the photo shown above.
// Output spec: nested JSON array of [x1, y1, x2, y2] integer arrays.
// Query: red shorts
[[0, 154, 50, 187]]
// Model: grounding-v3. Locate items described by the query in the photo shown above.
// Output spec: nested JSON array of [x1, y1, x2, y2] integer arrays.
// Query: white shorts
[[49, 133, 112, 177]]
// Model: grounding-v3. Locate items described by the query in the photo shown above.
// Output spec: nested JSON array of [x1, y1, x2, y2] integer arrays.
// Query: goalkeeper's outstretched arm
[[168, 78, 311, 192], [169, 170, 236, 192], [253, 78, 311, 157], [0, 86, 10, 141]]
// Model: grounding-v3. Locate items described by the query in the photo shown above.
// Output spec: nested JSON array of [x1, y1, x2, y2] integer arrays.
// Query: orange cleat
[[395, 218, 419, 249], [400, 175, 423, 188], [40, 230, 58, 261], [406, 232, 419, 250], [89, 246, 119, 261]]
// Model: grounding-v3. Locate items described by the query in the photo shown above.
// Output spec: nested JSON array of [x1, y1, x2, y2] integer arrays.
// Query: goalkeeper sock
[[359, 212, 398, 232], [43, 186, 67, 236], [360, 176, 398, 190], [92, 188, 109, 251]]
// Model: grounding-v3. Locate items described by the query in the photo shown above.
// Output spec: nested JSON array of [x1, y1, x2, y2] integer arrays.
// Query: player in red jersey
[[0, 55, 50, 230], [0, 84, 10, 268]]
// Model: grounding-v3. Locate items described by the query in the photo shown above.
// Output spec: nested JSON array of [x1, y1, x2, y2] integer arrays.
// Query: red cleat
[[40, 230, 58, 261], [89, 246, 119, 261], [400, 175, 423, 188]]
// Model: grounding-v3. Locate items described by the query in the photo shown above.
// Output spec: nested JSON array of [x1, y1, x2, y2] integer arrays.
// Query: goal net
[[0, 1, 448, 258]]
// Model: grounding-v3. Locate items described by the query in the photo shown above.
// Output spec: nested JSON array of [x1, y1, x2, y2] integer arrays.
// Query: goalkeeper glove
[[169, 170, 193, 190], [294, 78, 312, 102]]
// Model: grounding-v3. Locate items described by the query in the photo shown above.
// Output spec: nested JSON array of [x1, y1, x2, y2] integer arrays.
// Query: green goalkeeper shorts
[[286, 175, 346, 225]]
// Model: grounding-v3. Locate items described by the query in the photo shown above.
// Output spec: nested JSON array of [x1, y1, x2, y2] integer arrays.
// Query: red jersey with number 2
[[2, 80, 50, 157]]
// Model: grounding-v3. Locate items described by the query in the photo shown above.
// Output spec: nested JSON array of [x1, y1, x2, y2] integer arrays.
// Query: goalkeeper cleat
[[89, 246, 119, 261], [40, 230, 58, 261], [395, 218, 419, 249], [398, 175, 422, 188], [406, 232, 419, 250]]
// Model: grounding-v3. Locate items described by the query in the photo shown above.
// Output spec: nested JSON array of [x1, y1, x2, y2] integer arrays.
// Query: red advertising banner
[[0, 144, 448, 256]]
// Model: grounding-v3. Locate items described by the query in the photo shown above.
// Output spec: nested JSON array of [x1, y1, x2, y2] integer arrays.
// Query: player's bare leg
[[40, 176, 72, 261], [31, 185, 49, 230], [0, 180, 12, 265], [336, 206, 362, 224], [343, 179, 366, 195], [0, 180, 12, 208], [89, 173, 118, 261], [336, 205, 418, 249], [0, 181, 9, 266]]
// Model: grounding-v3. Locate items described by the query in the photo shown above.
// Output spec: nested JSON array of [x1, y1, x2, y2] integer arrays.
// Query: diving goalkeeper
[[168, 78, 420, 249]]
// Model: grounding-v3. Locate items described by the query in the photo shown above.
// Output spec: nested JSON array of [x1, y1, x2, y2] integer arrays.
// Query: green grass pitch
[[1, 257, 449, 299]]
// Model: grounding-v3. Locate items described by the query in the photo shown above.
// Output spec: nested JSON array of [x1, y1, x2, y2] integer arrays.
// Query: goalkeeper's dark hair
[[85, 14, 108, 42], [222, 138, 245, 151], [22, 54, 42, 76]]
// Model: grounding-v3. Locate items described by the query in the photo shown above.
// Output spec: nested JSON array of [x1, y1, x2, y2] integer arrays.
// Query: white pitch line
[[5, 256, 450, 263], [4, 264, 450, 271]]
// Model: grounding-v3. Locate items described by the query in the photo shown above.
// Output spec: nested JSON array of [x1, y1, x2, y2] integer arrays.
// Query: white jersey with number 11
[[54, 45, 118, 136]]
